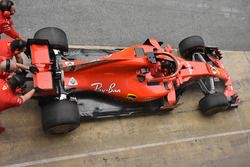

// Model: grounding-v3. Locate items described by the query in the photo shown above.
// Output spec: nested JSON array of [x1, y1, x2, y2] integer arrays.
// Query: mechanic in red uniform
[[0, 38, 26, 65], [0, 0, 24, 40], [0, 78, 39, 134], [0, 60, 40, 134], [0, 77, 37, 111], [0, 39, 38, 82]]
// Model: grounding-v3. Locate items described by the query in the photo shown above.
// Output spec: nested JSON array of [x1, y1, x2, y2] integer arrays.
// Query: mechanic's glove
[[34, 87, 43, 93], [29, 66, 39, 74]]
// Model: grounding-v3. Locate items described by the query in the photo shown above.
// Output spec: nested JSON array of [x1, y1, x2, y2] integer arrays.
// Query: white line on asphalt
[[3, 129, 250, 167]]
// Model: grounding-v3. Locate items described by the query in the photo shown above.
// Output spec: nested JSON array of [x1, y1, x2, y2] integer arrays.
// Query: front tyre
[[34, 27, 68, 52], [178, 36, 205, 60], [199, 92, 229, 116]]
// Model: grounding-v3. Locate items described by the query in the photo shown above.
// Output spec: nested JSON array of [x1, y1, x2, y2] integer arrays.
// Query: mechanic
[[0, 38, 26, 64], [0, 59, 40, 134], [0, 58, 39, 79], [0, 0, 24, 40], [0, 78, 40, 134], [0, 77, 38, 111]]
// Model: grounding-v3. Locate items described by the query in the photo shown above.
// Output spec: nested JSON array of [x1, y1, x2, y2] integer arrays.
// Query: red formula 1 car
[[24, 27, 239, 134]]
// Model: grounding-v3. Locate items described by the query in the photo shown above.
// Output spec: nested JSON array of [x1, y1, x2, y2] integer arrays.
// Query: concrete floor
[[0, 51, 250, 167]]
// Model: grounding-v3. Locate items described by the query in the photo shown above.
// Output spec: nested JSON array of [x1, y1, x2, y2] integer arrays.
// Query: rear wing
[[27, 39, 54, 90]]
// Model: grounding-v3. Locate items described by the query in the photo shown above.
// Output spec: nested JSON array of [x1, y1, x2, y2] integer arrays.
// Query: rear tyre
[[38, 97, 54, 107], [41, 100, 80, 134], [34, 27, 68, 52], [199, 92, 229, 116], [178, 36, 205, 59]]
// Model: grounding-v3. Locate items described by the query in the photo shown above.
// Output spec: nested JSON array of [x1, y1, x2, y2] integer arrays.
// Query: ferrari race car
[[24, 27, 239, 134]]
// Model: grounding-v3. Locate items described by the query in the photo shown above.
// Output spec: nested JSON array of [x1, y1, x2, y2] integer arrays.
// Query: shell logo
[[216, 68, 220, 75]]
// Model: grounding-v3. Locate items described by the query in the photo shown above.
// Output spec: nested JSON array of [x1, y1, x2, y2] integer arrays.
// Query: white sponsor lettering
[[186, 62, 193, 74], [91, 82, 121, 93]]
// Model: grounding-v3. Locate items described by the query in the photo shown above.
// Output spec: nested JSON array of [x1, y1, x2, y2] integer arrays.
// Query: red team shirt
[[0, 39, 13, 79], [0, 38, 13, 60], [0, 79, 23, 111], [0, 5, 21, 131], [0, 11, 19, 39]]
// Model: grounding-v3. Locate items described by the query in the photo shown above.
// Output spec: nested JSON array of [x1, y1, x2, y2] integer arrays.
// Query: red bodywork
[[30, 38, 237, 108]]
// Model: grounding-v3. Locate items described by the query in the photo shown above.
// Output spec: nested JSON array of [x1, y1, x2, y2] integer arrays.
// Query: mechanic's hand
[[29, 66, 39, 74], [34, 87, 43, 93], [16, 68, 23, 73]]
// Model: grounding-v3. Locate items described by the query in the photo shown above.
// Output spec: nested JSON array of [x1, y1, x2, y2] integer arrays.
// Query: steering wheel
[[154, 52, 178, 76], [161, 60, 176, 75]]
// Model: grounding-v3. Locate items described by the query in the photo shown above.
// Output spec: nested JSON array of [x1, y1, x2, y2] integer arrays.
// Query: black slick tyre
[[34, 27, 68, 52], [178, 36, 205, 59], [41, 100, 80, 135], [199, 92, 229, 116]]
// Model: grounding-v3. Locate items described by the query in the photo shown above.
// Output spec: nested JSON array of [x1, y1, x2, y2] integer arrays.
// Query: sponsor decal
[[210, 66, 219, 74], [91, 82, 121, 93], [68, 77, 78, 86], [127, 93, 137, 101], [65, 61, 75, 67], [186, 62, 193, 74], [216, 68, 220, 75]]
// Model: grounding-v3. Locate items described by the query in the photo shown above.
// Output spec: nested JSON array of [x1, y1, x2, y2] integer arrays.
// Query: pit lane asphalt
[[13, 0, 250, 51], [1, 50, 250, 167], [1, 0, 250, 166]]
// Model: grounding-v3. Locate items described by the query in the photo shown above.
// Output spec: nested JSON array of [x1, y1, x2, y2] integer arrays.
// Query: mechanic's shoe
[[0, 126, 5, 134]]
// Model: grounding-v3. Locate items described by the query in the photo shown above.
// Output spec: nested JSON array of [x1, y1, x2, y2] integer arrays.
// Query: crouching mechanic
[[0, 0, 24, 40], [0, 60, 40, 134]]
